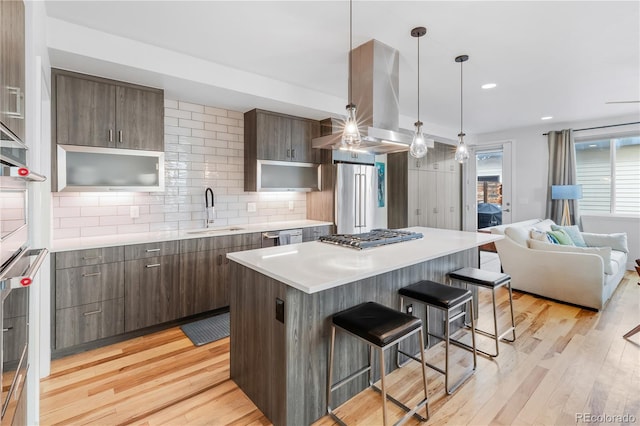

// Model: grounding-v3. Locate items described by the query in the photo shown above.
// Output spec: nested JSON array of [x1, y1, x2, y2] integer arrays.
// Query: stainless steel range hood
[[313, 39, 431, 155]]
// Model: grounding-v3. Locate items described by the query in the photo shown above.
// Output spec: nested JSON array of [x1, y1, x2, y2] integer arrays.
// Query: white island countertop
[[227, 227, 502, 294]]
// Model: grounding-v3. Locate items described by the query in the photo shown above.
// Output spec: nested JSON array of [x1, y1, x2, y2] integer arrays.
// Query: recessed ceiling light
[[481, 83, 497, 89], [541, 116, 553, 120]]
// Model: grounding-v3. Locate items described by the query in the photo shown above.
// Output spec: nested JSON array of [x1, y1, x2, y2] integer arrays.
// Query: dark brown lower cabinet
[[124, 255, 181, 332], [180, 248, 227, 317], [55, 298, 125, 348]]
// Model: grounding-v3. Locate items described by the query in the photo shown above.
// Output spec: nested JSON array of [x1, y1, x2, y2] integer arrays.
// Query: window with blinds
[[575, 136, 640, 214]]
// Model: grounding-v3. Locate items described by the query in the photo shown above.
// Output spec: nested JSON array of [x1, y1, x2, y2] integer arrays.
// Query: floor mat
[[180, 312, 230, 346]]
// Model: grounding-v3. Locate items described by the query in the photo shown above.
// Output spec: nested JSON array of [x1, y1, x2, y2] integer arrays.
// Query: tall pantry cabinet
[[388, 142, 462, 230]]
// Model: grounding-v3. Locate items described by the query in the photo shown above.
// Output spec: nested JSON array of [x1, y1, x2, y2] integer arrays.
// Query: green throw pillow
[[547, 229, 575, 245], [551, 224, 587, 247]]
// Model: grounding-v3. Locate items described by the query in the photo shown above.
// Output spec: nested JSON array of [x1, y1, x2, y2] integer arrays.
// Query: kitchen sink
[[187, 227, 245, 234]]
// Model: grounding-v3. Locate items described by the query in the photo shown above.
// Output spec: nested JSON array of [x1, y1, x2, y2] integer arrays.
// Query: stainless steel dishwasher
[[261, 229, 303, 247]]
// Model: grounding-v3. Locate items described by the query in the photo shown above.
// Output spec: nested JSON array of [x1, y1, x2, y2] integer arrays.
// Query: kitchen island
[[227, 227, 502, 426]]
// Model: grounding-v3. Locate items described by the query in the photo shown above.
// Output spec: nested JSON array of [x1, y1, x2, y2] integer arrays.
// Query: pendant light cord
[[460, 60, 463, 134], [417, 35, 420, 122], [348, 0, 353, 106]]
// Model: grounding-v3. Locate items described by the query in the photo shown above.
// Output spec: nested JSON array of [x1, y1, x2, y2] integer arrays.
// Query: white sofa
[[488, 219, 628, 311]]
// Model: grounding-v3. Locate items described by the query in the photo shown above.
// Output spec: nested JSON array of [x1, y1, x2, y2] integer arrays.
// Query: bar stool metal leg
[[328, 302, 430, 426], [448, 276, 517, 358]]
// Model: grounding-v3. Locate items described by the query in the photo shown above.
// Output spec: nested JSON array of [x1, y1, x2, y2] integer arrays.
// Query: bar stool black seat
[[447, 267, 516, 357], [327, 302, 429, 426], [397, 280, 477, 395]]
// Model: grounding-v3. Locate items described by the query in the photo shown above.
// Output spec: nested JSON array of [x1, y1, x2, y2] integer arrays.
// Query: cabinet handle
[[145, 248, 161, 253], [6, 86, 23, 118], [286, 149, 291, 158], [118, 130, 123, 143], [3, 327, 13, 332], [82, 256, 102, 261], [217, 255, 222, 266], [417, 209, 421, 215], [83, 308, 102, 316], [82, 271, 102, 278], [109, 129, 113, 142], [291, 149, 295, 159], [145, 263, 161, 268]]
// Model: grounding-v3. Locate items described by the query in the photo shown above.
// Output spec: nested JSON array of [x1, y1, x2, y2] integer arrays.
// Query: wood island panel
[[229, 247, 477, 426]]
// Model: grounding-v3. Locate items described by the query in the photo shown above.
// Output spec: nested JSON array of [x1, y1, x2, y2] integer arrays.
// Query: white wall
[[474, 114, 640, 223]]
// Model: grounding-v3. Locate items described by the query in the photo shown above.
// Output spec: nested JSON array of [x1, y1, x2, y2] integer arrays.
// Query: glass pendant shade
[[409, 121, 428, 158], [342, 104, 361, 146], [454, 132, 470, 163]]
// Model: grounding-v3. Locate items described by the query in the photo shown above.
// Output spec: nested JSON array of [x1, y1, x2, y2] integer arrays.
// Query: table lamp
[[551, 185, 583, 226]]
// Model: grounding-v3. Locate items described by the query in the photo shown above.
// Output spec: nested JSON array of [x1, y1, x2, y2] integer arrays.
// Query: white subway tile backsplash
[[165, 108, 191, 119], [164, 99, 178, 109], [178, 101, 204, 113], [178, 118, 204, 130], [191, 129, 216, 139], [53, 99, 308, 240], [204, 106, 227, 117], [164, 116, 179, 127], [190, 112, 216, 123], [217, 117, 240, 127], [165, 125, 191, 137], [204, 122, 227, 133]]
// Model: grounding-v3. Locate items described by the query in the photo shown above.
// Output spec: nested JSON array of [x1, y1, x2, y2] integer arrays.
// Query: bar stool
[[327, 302, 429, 426], [397, 280, 477, 395], [447, 267, 516, 357]]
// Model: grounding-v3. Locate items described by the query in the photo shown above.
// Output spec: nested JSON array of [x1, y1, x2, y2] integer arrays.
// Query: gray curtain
[[546, 129, 579, 226]]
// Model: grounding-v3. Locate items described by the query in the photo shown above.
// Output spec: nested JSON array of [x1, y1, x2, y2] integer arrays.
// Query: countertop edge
[[50, 220, 334, 252]]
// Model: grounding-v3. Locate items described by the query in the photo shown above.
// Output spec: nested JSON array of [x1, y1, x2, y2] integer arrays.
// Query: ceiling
[[45, 1, 640, 135]]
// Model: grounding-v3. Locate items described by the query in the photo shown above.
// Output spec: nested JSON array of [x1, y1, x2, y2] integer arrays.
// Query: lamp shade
[[551, 185, 583, 200]]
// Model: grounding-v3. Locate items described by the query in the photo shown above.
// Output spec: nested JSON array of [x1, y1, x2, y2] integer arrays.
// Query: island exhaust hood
[[312, 39, 433, 155]]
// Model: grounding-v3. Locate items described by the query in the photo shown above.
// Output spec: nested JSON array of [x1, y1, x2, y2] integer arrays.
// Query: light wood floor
[[41, 272, 640, 426]]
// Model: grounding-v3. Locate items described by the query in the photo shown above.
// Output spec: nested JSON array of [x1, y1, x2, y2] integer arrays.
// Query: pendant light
[[454, 54, 470, 163], [409, 26, 428, 159], [341, 0, 361, 147]]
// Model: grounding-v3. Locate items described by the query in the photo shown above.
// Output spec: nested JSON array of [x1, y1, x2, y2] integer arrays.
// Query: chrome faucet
[[205, 187, 215, 228]]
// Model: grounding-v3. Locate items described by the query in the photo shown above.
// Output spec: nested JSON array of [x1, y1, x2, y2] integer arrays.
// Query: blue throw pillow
[[551, 224, 587, 247]]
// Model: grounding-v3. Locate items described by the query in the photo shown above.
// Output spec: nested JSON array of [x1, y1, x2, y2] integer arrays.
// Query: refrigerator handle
[[354, 173, 360, 228], [360, 173, 366, 228]]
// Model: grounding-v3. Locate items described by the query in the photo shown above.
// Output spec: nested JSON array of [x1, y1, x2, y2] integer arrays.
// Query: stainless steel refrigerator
[[335, 163, 376, 234]]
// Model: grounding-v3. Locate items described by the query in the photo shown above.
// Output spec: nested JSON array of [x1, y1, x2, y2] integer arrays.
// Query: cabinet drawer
[[125, 241, 179, 260], [55, 246, 124, 269], [2, 315, 27, 364], [55, 298, 124, 349], [180, 233, 261, 253], [55, 262, 124, 309]]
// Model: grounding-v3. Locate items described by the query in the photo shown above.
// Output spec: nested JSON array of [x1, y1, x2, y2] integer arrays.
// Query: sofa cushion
[[530, 229, 554, 243], [534, 219, 556, 232], [547, 229, 575, 245], [505, 226, 533, 246], [610, 250, 627, 271], [528, 239, 613, 274], [582, 232, 629, 253], [551, 224, 587, 247], [488, 219, 542, 235]]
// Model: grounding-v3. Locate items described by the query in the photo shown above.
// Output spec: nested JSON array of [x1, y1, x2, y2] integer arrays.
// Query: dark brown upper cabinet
[[244, 109, 321, 191], [0, 0, 26, 143], [52, 69, 164, 151], [246, 109, 320, 164]]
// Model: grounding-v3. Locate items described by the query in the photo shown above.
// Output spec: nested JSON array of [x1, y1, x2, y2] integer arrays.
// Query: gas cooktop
[[319, 229, 423, 250]]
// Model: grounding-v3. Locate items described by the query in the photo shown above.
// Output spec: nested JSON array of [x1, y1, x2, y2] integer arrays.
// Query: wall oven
[[0, 126, 48, 424]]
